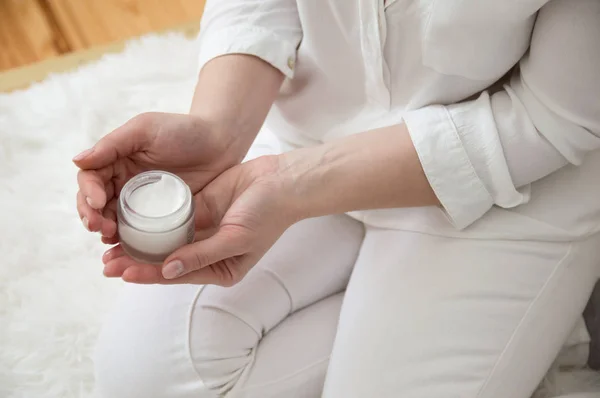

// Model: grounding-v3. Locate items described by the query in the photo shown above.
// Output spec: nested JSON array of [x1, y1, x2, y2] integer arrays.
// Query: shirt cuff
[[197, 25, 298, 79], [403, 106, 494, 229]]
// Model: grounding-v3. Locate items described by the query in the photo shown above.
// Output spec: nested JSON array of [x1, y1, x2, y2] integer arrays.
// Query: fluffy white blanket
[[0, 32, 598, 398]]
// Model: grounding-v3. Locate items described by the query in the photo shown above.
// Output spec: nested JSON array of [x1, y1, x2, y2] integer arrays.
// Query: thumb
[[162, 227, 246, 279], [73, 113, 154, 169]]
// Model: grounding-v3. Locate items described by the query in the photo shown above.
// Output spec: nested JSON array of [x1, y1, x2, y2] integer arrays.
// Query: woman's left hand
[[102, 155, 298, 286]]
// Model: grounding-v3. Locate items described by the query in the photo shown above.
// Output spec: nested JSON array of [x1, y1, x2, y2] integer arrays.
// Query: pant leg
[[94, 284, 211, 398], [323, 228, 600, 398], [225, 292, 346, 398], [94, 214, 364, 398]]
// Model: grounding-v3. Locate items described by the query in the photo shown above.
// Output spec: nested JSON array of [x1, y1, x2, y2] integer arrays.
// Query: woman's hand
[[75, 54, 286, 243], [103, 123, 439, 286], [102, 155, 298, 285], [74, 112, 247, 243]]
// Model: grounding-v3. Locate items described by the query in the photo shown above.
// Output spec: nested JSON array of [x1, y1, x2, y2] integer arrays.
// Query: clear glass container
[[117, 171, 195, 264]]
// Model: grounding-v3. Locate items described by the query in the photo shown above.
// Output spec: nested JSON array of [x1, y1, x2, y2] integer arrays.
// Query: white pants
[[94, 213, 600, 398]]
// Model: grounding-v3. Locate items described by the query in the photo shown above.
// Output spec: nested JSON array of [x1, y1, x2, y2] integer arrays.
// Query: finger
[[102, 235, 120, 245], [102, 247, 212, 284], [121, 264, 163, 283], [102, 246, 153, 278], [194, 192, 220, 230], [101, 247, 161, 282], [102, 244, 126, 265], [77, 190, 102, 232], [77, 167, 113, 209], [121, 260, 234, 285], [194, 181, 238, 230], [172, 257, 252, 286], [105, 179, 116, 203], [76, 190, 86, 220], [191, 193, 220, 241], [176, 263, 227, 285], [161, 226, 247, 280], [100, 221, 117, 239], [102, 250, 168, 283], [100, 199, 118, 238], [73, 113, 155, 170], [104, 255, 139, 278]]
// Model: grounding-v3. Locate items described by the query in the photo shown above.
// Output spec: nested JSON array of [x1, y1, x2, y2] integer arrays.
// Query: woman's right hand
[[74, 111, 246, 243]]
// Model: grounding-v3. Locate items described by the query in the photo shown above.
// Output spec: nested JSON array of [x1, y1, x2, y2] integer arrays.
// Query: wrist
[[186, 115, 249, 169], [277, 144, 337, 221], [240, 154, 305, 227]]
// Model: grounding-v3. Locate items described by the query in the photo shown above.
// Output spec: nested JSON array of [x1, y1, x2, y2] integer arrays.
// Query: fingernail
[[73, 147, 94, 161], [102, 248, 114, 263], [82, 217, 90, 231], [162, 260, 184, 279], [86, 196, 94, 208]]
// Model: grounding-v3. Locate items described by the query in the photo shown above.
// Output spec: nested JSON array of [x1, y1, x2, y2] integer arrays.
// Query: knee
[[189, 301, 261, 396]]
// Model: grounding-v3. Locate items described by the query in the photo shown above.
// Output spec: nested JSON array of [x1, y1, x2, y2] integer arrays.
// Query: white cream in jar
[[117, 171, 195, 264]]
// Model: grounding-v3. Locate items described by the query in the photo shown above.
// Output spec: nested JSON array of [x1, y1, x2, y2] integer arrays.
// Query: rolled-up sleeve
[[403, 0, 600, 229], [197, 0, 302, 79]]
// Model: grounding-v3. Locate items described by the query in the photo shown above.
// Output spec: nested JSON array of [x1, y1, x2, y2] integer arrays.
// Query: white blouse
[[197, 0, 600, 239]]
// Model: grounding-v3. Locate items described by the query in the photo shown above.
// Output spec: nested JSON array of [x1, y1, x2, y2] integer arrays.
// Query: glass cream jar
[[117, 171, 195, 264]]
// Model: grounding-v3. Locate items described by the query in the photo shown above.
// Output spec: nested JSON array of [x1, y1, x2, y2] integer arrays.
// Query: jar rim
[[118, 170, 193, 232]]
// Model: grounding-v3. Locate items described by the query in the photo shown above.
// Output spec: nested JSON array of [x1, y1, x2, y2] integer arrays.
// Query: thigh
[[323, 228, 600, 398]]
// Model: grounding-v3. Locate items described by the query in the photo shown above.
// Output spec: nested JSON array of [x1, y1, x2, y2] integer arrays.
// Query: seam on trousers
[[475, 242, 574, 398], [186, 284, 212, 386], [196, 303, 263, 337], [234, 356, 331, 395], [261, 268, 296, 312], [184, 273, 293, 387], [185, 292, 262, 395], [366, 224, 581, 244]]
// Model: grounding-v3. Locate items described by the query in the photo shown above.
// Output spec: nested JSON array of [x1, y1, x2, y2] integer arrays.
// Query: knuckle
[[130, 112, 155, 128], [192, 250, 211, 270], [220, 224, 253, 250], [126, 112, 159, 145]]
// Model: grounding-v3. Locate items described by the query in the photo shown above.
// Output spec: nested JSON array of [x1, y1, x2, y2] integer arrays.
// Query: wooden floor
[[0, 0, 205, 72]]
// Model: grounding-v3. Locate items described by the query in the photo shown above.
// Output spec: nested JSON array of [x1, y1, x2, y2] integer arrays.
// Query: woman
[[74, 0, 600, 397]]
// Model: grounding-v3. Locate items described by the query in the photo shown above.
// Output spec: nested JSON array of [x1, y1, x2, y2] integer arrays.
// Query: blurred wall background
[[0, 0, 206, 72]]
